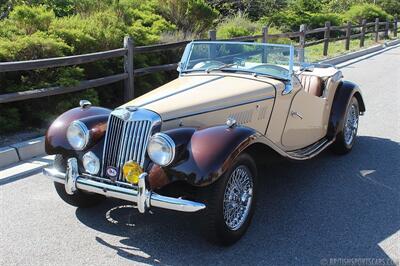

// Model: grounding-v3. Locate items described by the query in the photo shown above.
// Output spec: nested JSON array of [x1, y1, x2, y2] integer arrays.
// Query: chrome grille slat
[[128, 121, 138, 161], [133, 121, 142, 163], [111, 118, 122, 166], [140, 121, 151, 165], [110, 117, 119, 166], [108, 116, 117, 166], [105, 116, 115, 166], [123, 122, 134, 163], [137, 122, 146, 165], [117, 122, 128, 180], [101, 108, 160, 182]]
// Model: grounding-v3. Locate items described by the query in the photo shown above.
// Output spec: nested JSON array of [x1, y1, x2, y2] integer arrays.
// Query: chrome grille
[[101, 108, 161, 182]]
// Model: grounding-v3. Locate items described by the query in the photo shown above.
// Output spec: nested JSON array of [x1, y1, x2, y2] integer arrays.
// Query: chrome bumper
[[42, 158, 206, 213]]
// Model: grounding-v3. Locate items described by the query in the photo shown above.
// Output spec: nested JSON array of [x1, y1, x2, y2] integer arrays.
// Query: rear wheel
[[198, 153, 258, 245], [332, 97, 360, 154], [53, 155, 105, 208]]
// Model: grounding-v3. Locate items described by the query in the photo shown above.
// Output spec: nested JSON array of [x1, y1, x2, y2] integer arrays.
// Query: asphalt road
[[1, 46, 399, 266]]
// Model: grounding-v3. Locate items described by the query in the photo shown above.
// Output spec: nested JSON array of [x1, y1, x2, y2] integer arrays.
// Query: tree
[[377, 0, 400, 16]]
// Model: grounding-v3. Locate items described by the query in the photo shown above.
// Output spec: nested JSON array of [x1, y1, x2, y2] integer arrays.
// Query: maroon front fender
[[45, 106, 111, 156], [153, 125, 258, 187]]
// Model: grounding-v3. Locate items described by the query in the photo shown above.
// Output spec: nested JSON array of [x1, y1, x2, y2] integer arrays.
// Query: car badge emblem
[[126, 106, 138, 112], [120, 108, 131, 120], [106, 166, 118, 182]]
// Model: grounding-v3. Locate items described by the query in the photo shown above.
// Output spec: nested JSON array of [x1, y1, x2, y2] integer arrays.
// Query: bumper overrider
[[42, 158, 206, 213]]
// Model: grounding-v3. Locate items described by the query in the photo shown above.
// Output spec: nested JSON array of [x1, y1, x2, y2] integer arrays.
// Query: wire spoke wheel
[[344, 103, 359, 145], [223, 165, 254, 231]]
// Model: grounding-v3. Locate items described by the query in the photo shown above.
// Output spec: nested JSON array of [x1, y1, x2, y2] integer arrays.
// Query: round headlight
[[83, 151, 100, 175], [67, 121, 90, 150], [147, 133, 175, 166]]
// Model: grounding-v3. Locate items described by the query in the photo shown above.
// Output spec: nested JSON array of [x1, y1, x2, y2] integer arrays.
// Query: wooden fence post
[[360, 19, 366, 47], [385, 18, 389, 38], [323, 21, 331, 56], [123, 36, 134, 101], [375, 18, 379, 42], [208, 30, 217, 59], [394, 16, 398, 37], [299, 24, 306, 63], [345, 21, 351, 51], [209, 30, 216, 41], [262, 26, 269, 43], [262, 26, 269, 63]]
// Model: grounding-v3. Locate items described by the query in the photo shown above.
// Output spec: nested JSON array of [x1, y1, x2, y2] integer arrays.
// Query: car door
[[281, 75, 328, 150]]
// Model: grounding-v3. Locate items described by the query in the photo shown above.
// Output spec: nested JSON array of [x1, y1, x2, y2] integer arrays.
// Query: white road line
[[378, 229, 400, 265]]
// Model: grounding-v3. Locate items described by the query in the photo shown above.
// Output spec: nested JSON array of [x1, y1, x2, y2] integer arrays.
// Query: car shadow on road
[[75, 135, 399, 265]]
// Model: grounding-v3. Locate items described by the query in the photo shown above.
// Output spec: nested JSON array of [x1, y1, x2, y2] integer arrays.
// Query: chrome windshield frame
[[178, 41, 295, 81]]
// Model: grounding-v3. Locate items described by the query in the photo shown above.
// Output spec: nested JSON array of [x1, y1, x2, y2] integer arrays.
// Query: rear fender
[[327, 80, 365, 139]]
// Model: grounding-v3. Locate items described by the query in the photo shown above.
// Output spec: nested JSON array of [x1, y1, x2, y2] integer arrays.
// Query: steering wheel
[[192, 60, 225, 70]]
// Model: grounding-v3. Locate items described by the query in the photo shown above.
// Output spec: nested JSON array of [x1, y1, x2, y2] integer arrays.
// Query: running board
[[286, 137, 333, 160]]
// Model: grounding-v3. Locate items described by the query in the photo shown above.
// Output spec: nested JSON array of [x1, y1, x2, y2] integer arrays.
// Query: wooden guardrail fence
[[0, 17, 398, 104]]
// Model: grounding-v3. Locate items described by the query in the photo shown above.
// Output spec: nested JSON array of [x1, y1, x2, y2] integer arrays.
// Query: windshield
[[180, 41, 295, 80]]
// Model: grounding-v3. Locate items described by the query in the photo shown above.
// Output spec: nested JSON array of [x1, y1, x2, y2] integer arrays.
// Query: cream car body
[[43, 41, 365, 245]]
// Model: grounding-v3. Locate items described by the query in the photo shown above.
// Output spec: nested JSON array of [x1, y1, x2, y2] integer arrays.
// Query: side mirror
[[177, 62, 182, 73]]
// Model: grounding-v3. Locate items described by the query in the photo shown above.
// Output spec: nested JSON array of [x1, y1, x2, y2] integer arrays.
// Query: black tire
[[53, 155, 105, 208], [332, 97, 360, 155], [198, 153, 258, 246]]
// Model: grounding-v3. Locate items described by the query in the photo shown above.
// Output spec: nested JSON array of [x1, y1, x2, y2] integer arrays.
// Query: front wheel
[[332, 97, 360, 154], [198, 153, 258, 245]]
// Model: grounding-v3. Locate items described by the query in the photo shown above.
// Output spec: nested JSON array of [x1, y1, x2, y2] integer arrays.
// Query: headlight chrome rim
[[67, 120, 90, 151], [82, 151, 100, 175], [147, 133, 176, 166]]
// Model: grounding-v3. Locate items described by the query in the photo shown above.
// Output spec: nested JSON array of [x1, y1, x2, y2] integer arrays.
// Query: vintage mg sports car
[[43, 41, 365, 245]]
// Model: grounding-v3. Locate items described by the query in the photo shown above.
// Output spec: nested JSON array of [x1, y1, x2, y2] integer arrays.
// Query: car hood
[[121, 73, 281, 122]]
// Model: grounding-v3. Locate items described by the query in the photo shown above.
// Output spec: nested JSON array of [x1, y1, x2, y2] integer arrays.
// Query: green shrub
[[0, 3, 177, 134], [265, 10, 343, 32], [157, 0, 218, 37], [0, 19, 22, 38], [308, 13, 343, 29], [262, 10, 303, 32], [267, 27, 292, 44], [323, 0, 367, 13], [0, 108, 21, 133], [21, 0, 77, 17], [0, 32, 71, 61], [206, 0, 287, 21], [377, 0, 400, 16], [49, 12, 126, 53], [217, 14, 261, 39], [9, 5, 55, 34], [290, 0, 323, 13], [343, 4, 392, 23]]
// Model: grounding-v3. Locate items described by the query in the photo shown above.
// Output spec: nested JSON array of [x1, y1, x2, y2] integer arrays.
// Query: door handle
[[291, 111, 303, 120]]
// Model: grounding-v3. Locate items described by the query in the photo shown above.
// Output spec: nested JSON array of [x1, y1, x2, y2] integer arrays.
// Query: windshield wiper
[[205, 63, 238, 73], [253, 72, 289, 81]]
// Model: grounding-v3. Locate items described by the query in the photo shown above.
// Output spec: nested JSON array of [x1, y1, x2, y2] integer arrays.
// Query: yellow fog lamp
[[122, 161, 143, 184]]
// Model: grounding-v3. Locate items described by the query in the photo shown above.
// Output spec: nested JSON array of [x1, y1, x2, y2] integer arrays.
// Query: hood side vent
[[229, 110, 254, 125], [257, 106, 269, 120]]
